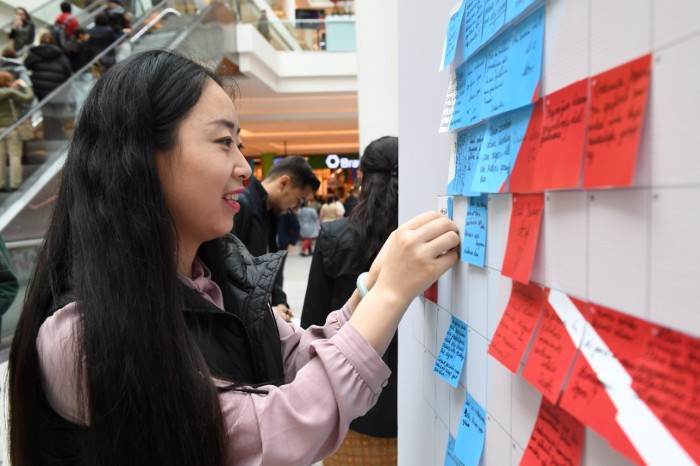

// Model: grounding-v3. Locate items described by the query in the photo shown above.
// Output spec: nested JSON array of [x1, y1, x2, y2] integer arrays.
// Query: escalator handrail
[[0, 0, 187, 142]]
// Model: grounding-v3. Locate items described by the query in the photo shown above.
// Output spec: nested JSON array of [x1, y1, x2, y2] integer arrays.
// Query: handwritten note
[[501, 193, 544, 284], [450, 126, 486, 196], [631, 326, 700, 464], [480, 7, 543, 120], [522, 291, 587, 403], [444, 434, 466, 466], [440, 74, 458, 133], [450, 61, 470, 131], [471, 104, 533, 193], [451, 49, 488, 130], [481, 0, 507, 44], [454, 392, 486, 466], [461, 195, 488, 266], [487, 281, 545, 373], [520, 397, 585, 466], [438, 195, 455, 220], [462, 0, 485, 59], [442, 0, 466, 70], [433, 316, 469, 388], [559, 304, 651, 464], [508, 99, 543, 193], [533, 78, 588, 190], [506, 0, 538, 23], [584, 54, 652, 188]]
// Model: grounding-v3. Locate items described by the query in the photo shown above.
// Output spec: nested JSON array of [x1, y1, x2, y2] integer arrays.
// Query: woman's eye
[[219, 138, 233, 148]]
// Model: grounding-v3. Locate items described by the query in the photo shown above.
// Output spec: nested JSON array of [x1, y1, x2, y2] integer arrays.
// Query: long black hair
[[9, 50, 230, 466], [347, 136, 399, 270]]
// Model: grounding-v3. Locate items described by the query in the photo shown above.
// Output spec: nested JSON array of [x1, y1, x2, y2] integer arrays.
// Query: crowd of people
[[0, 2, 130, 190]]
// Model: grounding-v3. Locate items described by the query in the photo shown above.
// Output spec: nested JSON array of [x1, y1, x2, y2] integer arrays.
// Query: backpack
[[50, 16, 74, 49]]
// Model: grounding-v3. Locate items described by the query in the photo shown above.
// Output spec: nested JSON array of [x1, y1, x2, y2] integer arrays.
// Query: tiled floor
[[0, 246, 319, 465]]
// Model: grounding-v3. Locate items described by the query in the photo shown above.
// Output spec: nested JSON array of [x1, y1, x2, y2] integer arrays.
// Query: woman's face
[[157, 79, 251, 252], [16, 9, 26, 21]]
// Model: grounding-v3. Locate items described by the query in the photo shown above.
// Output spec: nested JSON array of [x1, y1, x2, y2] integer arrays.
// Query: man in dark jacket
[[24, 31, 72, 100], [232, 156, 319, 322]]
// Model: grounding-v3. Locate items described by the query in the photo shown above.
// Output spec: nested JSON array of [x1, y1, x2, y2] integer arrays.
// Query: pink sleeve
[[36, 303, 89, 425], [219, 321, 391, 466]]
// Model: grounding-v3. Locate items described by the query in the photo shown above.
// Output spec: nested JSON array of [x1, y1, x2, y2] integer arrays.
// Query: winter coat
[[24, 44, 72, 100], [0, 84, 35, 127], [301, 218, 398, 438], [9, 21, 35, 51]]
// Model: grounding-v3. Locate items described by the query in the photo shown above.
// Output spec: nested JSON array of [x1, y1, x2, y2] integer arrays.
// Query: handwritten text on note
[[461, 195, 488, 266], [433, 316, 469, 388], [454, 392, 487, 466], [501, 193, 544, 284], [520, 397, 585, 466]]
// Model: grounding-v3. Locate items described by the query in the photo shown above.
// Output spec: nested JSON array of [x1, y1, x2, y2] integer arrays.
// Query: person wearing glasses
[[232, 155, 320, 321]]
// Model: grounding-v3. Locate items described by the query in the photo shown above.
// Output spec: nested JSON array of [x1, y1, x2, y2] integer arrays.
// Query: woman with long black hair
[[8, 50, 459, 466], [301, 136, 401, 465]]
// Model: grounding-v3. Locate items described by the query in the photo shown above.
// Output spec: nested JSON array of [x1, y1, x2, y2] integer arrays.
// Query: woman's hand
[[369, 211, 459, 306]]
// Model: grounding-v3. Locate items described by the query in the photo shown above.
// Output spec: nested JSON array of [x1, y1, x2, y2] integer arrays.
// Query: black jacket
[[37, 235, 287, 464], [301, 219, 398, 438], [232, 177, 288, 307], [24, 44, 72, 100]]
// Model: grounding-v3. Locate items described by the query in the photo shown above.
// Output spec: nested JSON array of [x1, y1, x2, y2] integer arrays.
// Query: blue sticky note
[[442, 1, 467, 69], [438, 195, 454, 220], [449, 61, 469, 131], [481, 30, 514, 119], [462, 0, 485, 59], [463, 49, 487, 126], [450, 126, 486, 196], [505, 6, 544, 105], [445, 433, 466, 466], [432, 316, 468, 388], [454, 392, 487, 466], [506, 0, 540, 23], [461, 195, 488, 267], [481, 0, 507, 44], [471, 104, 533, 193]]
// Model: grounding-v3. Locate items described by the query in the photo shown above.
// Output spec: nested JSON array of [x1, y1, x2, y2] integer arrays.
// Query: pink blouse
[[36, 259, 390, 465]]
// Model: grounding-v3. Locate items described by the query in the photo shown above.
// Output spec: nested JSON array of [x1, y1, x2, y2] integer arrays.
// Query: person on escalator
[[9, 7, 35, 56], [24, 32, 72, 101], [88, 12, 119, 72], [66, 28, 95, 120], [0, 71, 34, 191]]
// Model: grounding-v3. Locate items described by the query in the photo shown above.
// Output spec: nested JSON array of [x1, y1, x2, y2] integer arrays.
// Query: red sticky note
[[501, 193, 544, 284], [424, 281, 438, 303], [533, 79, 588, 191], [583, 54, 652, 188], [509, 99, 544, 193], [522, 294, 587, 404], [631, 326, 700, 463], [520, 397, 585, 466], [487, 282, 545, 373], [559, 304, 652, 464]]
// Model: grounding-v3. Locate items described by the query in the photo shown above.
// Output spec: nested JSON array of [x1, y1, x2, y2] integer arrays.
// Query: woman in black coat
[[301, 136, 399, 465], [9, 7, 35, 54], [24, 31, 72, 100]]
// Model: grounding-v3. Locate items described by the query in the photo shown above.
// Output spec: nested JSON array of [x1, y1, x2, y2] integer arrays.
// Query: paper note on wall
[[461, 195, 488, 266], [506, 0, 539, 23], [481, 0, 507, 44], [451, 50, 488, 130], [440, 74, 458, 133], [533, 78, 588, 190], [630, 326, 700, 463], [454, 392, 486, 466], [462, 0, 485, 59], [471, 104, 533, 193], [583, 54, 652, 188], [444, 434, 466, 466], [441, 0, 467, 70], [433, 315, 469, 388], [559, 304, 651, 464], [520, 397, 585, 466], [508, 99, 543, 193], [448, 125, 486, 196], [522, 290, 588, 403], [501, 193, 544, 283], [487, 281, 545, 373]]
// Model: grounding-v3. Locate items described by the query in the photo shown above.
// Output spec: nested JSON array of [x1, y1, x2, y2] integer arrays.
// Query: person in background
[[297, 198, 319, 256], [7, 50, 460, 466], [0, 72, 34, 191], [301, 136, 400, 465], [9, 8, 35, 55], [257, 10, 271, 41], [54, 2, 80, 42], [24, 32, 72, 101], [0, 47, 38, 117], [319, 194, 342, 223], [343, 186, 359, 217], [308, 194, 322, 214], [66, 28, 95, 120], [88, 12, 120, 71], [0, 232, 19, 336], [277, 209, 300, 253], [232, 156, 320, 322], [105, 0, 132, 35]]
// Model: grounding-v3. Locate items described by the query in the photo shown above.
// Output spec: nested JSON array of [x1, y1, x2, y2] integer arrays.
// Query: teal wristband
[[356, 272, 370, 298]]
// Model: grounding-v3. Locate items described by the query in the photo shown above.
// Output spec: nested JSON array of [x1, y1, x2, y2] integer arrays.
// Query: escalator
[[0, 0, 237, 343]]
